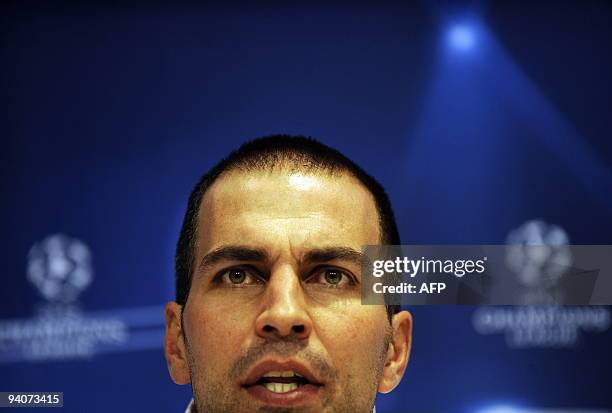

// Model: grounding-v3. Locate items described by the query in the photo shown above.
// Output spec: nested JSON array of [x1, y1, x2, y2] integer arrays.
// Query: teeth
[[264, 382, 299, 393], [262, 370, 302, 378]]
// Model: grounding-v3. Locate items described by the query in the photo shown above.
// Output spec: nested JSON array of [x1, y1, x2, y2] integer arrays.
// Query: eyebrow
[[196, 245, 366, 275], [197, 246, 268, 275], [303, 247, 366, 268]]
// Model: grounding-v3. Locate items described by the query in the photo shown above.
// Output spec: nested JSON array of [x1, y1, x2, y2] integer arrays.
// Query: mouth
[[254, 370, 311, 392], [241, 360, 324, 407]]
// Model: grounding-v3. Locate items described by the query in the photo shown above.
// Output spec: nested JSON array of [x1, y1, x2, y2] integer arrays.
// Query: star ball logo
[[505, 220, 572, 291], [0, 234, 165, 363], [27, 234, 93, 304]]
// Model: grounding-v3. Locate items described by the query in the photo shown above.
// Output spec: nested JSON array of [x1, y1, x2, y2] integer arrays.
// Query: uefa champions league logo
[[27, 234, 93, 304], [0, 233, 165, 363], [473, 219, 610, 348]]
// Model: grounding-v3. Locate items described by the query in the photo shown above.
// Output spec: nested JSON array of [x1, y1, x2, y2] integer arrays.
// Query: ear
[[377, 310, 412, 393], [164, 301, 191, 385]]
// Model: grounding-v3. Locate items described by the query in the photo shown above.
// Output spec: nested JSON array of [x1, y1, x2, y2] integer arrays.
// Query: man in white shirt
[[165, 136, 412, 413]]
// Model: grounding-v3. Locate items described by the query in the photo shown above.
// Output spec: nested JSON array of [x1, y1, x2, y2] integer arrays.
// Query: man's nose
[[255, 266, 312, 340]]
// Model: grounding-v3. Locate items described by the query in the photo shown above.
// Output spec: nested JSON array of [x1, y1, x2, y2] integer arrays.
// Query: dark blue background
[[2, 1, 611, 412]]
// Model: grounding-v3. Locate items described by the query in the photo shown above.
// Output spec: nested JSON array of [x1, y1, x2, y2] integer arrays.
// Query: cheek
[[183, 302, 252, 371], [314, 305, 388, 371]]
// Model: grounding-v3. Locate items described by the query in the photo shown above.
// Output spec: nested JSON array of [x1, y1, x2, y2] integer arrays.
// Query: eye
[[214, 267, 263, 287], [306, 267, 356, 288], [324, 269, 343, 284], [227, 268, 246, 284]]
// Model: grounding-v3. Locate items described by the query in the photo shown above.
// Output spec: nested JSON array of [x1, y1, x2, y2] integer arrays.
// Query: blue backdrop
[[2, 1, 611, 412]]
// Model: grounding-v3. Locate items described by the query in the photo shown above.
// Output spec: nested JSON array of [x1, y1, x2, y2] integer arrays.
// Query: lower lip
[[244, 383, 322, 407]]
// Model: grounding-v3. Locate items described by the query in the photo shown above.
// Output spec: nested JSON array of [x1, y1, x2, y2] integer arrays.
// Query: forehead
[[196, 170, 381, 255]]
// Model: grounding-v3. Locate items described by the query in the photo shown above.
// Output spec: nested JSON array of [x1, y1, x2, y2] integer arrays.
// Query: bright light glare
[[476, 406, 522, 413], [448, 24, 476, 51], [288, 173, 319, 191]]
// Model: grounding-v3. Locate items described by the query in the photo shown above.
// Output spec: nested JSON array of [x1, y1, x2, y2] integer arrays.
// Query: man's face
[[165, 170, 411, 413]]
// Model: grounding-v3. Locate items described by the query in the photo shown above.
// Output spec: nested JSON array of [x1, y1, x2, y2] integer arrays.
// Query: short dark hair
[[175, 135, 401, 321]]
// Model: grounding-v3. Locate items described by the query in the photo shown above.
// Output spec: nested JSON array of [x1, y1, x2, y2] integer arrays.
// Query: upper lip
[[241, 359, 324, 387]]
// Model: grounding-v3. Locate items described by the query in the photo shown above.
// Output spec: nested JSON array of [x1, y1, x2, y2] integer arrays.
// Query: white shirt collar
[[185, 399, 376, 412]]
